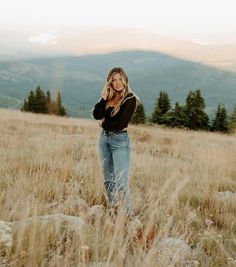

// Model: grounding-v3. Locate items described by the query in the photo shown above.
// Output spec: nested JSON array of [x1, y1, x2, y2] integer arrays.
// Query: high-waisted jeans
[[98, 129, 132, 216]]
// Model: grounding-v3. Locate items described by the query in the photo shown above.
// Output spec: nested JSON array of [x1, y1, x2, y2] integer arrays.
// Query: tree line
[[131, 89, 236, 134], [21, 86, 66, 116], [21, 86, 236, 134]]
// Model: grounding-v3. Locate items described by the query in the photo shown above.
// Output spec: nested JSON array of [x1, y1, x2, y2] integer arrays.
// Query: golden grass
[[0, 108, 236, 266]]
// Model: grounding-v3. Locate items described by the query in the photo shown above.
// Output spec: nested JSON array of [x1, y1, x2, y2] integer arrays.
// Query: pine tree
[[211, 105, 221, 131], [212, 104, 229, 133], [150, 91, 171, 124], [229, 104, 236, 132], [46, 90, 55, 114], [55, 91, 66, 116], [131, 102, 146, 124], [158, 91, 171, 114], [46, 90, 52, 105], [184, 89, 209, 130], [195, 89, 205, 109], [21, 90, 34, 112], [34, 86, 48, 114], [22, 87, 67, 116], [164, 102, 189, 128]]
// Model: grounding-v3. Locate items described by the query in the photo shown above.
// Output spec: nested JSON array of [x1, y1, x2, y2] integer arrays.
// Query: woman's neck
[[113, 92, 122, 101]]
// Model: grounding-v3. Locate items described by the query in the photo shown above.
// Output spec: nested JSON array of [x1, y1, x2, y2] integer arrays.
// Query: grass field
[[0, 109, 235, 266]]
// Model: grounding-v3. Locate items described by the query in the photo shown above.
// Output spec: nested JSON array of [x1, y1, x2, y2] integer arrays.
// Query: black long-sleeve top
[[93, 93, 136, 131]]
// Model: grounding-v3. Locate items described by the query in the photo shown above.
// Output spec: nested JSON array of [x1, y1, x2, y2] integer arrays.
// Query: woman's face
[[111, 72, 125, 92]]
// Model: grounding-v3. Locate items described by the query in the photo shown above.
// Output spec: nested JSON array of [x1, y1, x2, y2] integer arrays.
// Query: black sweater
[[93, 93, 136, 131]]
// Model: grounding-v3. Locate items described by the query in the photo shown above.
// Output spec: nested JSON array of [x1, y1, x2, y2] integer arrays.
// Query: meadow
[[0, 109, 235, 267]]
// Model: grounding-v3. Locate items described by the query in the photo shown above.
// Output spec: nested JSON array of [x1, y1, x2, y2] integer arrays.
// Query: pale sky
[[1, 0, 236, 56]]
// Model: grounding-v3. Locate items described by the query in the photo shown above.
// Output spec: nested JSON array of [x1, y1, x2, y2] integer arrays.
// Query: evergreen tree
[[22, 87, 66, 116], [229, 104, 236, 132], [46, 90, 55, 114], [59, 106, 66, 116], [184, 89, 209, 130], [150, 105, 162, 124], [150, 91, 171, 124], [195, 89, 205, 109], [158, 91, 171, 114], [46, 90, 52, 105], [211, 105, 221, 131], [212, 104, 229, 133], [55, 91, 66, 116], [28, 90, 36, 112], [34, 86, 48, 113], [131, 102, 146, 124], [164, 102, 189, 128], [21, 90, 34, 112]]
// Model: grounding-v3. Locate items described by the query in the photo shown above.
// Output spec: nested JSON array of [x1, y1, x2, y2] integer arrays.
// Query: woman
[[92, 67, 139, 217]]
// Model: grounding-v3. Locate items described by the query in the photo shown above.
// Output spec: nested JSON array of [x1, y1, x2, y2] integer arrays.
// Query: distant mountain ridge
[[1, 28, 236, 70], [0, 50, 236, 118]]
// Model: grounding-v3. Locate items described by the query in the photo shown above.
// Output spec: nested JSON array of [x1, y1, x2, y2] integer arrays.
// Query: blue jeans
[[99, 129, 132, 216]]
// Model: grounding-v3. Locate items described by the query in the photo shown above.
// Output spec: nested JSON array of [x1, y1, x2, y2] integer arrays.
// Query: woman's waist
[[102, 128, 128, 136]]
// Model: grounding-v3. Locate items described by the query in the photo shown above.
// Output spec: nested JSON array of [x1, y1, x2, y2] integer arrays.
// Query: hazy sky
[[1, 0, 236, 55]]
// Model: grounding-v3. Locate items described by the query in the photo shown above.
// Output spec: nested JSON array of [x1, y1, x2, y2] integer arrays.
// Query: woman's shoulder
[[122, 92, 136, 106], [125, 92, 135, 99]]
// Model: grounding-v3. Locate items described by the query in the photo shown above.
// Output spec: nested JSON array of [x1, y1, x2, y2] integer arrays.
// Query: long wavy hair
[[102, 67, 140, 117]]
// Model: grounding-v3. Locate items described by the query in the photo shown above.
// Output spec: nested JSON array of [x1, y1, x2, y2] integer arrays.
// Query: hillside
[[0, 50, 236, 118], [0, 108, 235, 266], [0, 95, 21, 109]]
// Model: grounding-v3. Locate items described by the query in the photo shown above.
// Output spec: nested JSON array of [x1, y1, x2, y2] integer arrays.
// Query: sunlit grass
[[0, 108, 235, 266]]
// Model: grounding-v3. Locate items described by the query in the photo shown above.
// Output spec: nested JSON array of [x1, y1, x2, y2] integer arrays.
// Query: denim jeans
[[98, 129, 132, 216]]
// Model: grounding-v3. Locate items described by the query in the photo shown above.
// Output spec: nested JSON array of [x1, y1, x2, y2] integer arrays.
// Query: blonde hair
[[102, 67, 140, 117]]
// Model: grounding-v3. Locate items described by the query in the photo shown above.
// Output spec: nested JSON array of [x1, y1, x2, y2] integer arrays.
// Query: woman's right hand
[[102, 82, 110, 100], [98, 118, 105, 127]]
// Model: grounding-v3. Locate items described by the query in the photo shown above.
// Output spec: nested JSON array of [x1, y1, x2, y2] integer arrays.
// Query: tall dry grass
[[0, 108, 235, 266]]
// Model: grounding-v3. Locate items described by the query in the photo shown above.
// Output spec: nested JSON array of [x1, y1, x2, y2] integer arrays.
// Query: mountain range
[[0, 50, 236, 118], [1, 29, 236, 70]]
